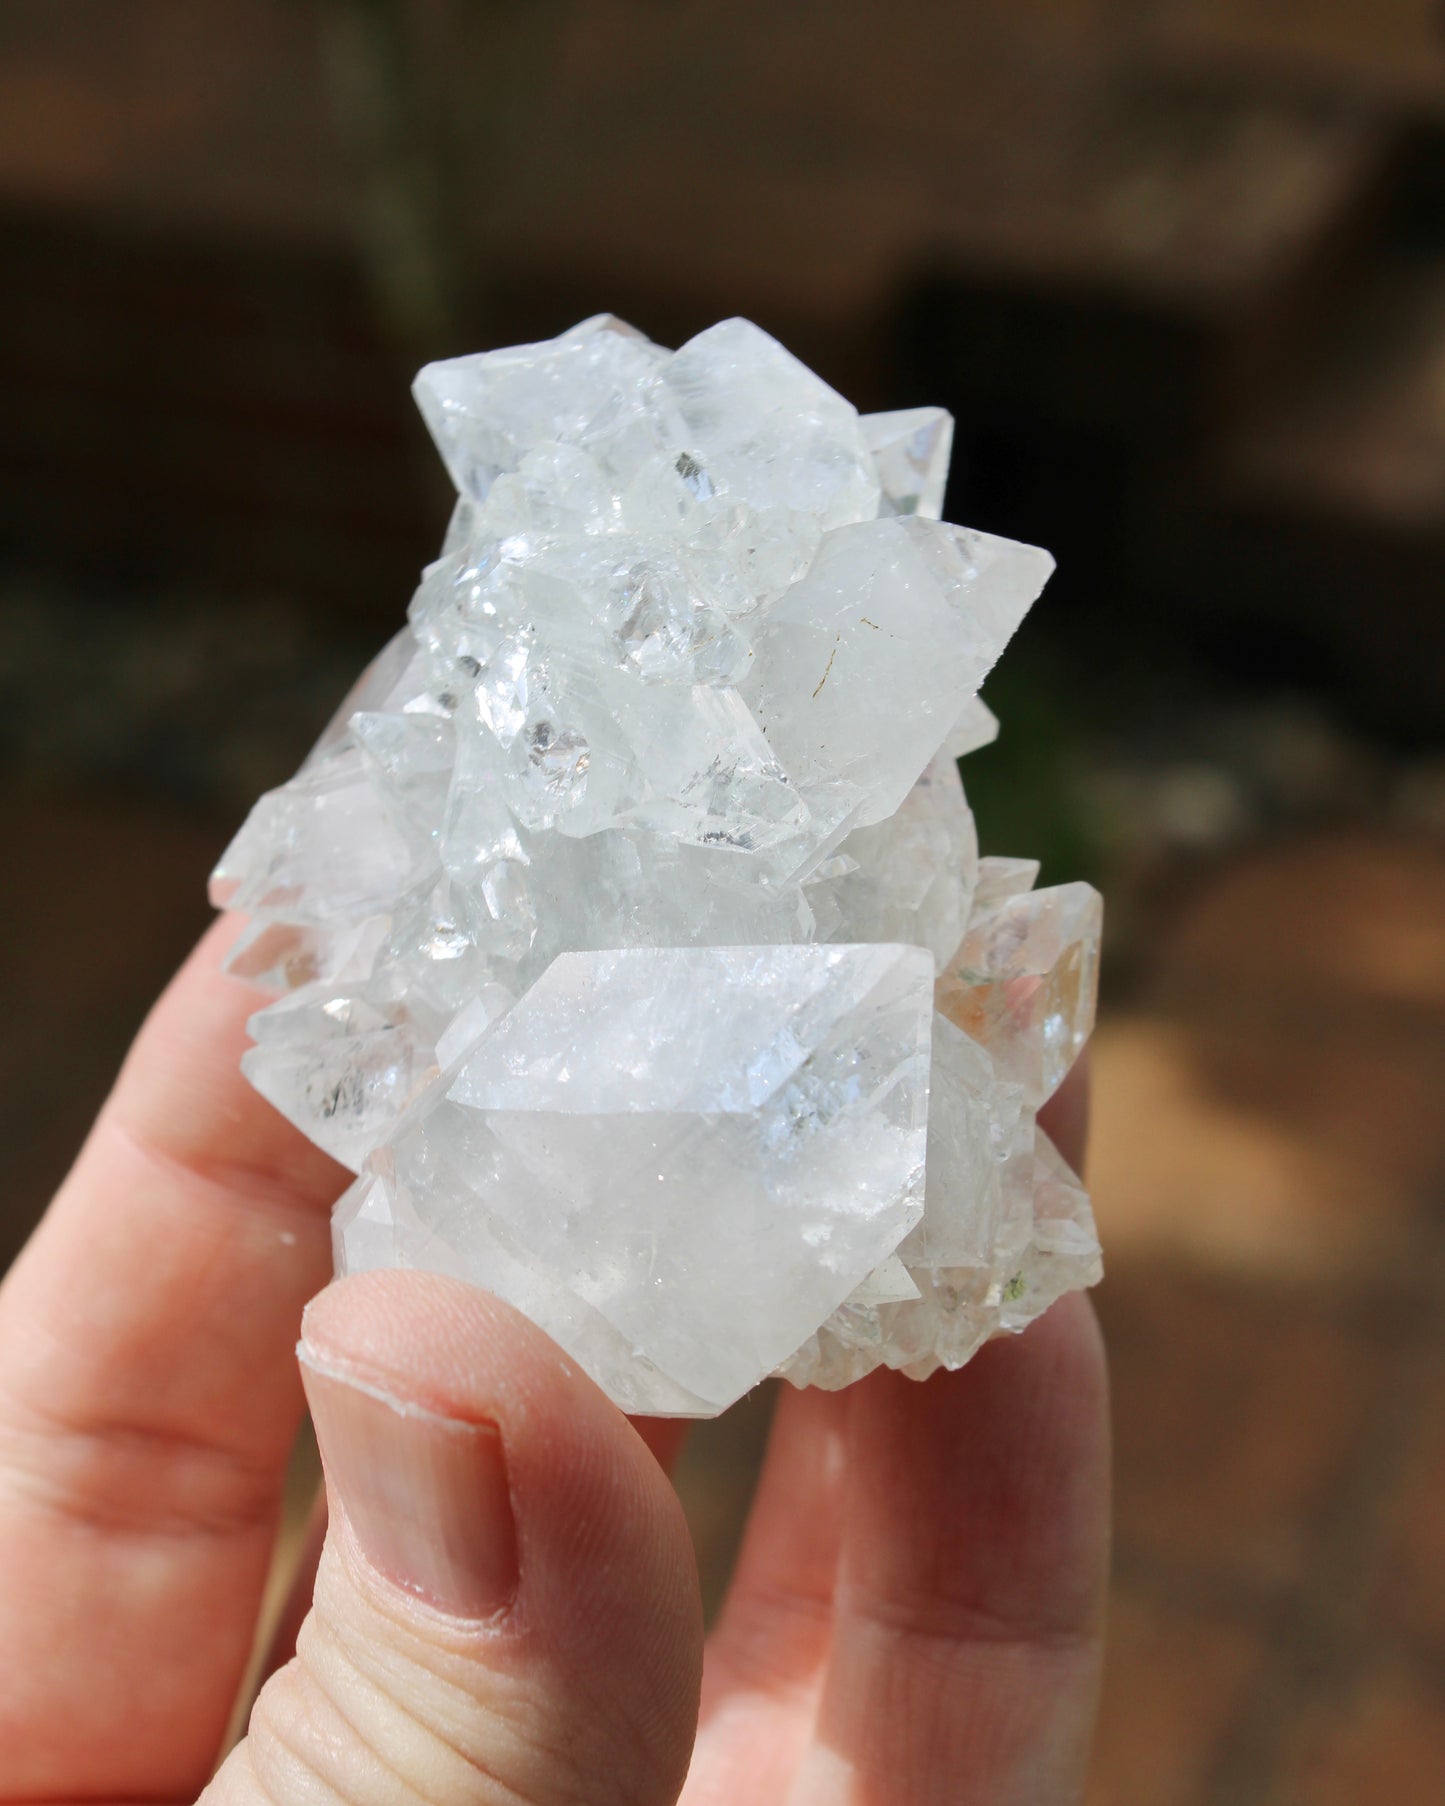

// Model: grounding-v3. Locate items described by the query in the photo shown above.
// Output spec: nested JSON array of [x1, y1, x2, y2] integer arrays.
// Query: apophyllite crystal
[[212, 314, 1103, 1416]]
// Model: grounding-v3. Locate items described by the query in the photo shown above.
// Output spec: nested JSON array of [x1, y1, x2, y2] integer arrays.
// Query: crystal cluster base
[[212, 314, 1103, 1416]]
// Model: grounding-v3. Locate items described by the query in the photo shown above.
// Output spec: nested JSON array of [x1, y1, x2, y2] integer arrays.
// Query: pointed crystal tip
[[214, 312, 1097, 1416]]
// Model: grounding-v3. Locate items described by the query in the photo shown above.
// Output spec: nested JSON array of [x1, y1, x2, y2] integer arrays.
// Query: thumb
[[205, 1272, 703, 1806]]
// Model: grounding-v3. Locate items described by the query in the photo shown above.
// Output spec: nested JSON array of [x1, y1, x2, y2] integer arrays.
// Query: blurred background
[[2, 2, 1444, 1798]]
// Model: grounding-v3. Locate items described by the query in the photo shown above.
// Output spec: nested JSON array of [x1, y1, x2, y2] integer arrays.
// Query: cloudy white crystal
[[214, 313, 1102, 1416], [337, 944, 931, 1414]]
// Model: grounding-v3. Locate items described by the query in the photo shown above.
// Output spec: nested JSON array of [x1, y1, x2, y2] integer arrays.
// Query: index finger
[[0, 913, 348, 1803]]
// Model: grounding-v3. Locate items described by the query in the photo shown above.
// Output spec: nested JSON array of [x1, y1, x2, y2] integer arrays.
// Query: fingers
[[0, 914, 349, 1799], [249, 1420, 689, 1721], [681, 1385, 846, 1803], [791, 1292, 1110, 1805], [207, 1272, 703, 1806], [631, 1416, 693, 1473], [678, 1048, 1101, 1803], [254, 1488, 330, 1689]]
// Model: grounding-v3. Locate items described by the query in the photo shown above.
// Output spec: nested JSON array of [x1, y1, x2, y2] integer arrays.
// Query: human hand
[[0, 915, 1109, 1805]]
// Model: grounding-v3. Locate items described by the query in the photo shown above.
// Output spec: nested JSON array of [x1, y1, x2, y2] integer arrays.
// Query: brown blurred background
[[2, 3, 1444, 1799]]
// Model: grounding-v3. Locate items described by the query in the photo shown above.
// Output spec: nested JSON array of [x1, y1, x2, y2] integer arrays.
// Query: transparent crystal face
[[365, 943, 934, 1413], [936, 881, 1103, 1106], [864, 407, 954, 520], [215, 313, 1101, 1415]]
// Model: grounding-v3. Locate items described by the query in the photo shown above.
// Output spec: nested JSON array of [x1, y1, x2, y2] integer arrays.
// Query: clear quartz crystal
[[214, 313, 1102, 1416]]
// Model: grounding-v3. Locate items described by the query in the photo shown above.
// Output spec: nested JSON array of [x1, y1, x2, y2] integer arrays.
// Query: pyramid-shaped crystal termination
[[337, 944, 932, 1415], [211, 313, 1104, 1416], [936, 878, 1103, 1106]]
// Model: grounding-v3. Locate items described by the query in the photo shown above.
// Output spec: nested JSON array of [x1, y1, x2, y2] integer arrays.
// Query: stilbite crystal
[[213, 314, 1102, 1415], [936, 880, 1103, 1106]]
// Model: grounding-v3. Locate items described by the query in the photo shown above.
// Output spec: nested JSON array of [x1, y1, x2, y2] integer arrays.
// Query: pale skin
[[0, 913, 1109, 1806]]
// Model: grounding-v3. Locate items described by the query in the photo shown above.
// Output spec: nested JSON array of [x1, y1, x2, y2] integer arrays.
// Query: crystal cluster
[[212, 315, 1102, 1417]]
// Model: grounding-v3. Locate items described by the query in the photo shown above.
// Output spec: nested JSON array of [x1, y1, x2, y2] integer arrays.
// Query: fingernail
[[299, 1347, 517, 1618]]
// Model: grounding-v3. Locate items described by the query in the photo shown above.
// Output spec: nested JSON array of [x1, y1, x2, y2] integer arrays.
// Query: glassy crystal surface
[[972, 853, 1042, 914], [863, 407, 953, 520], [339, 944, 932, 1413], [936, 881, 1103, 1106], [807, 752, 978, 965], [214, 313, 1102, 1415], [739, 516, 1052, 864], [242, 977, 447, 1171], [944, 695, 1000, 759]]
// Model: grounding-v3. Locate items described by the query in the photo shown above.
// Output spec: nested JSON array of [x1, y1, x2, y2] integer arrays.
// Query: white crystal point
[[414, 314, 677, 503], [1000, 1127, 1103, 1333], [333, 1166, 717, 1417], [807, 752, 978, 965], [778, 1020, 1101, 1392], [944, 695, 1000, 760], [902, 1014, 1032, 1273], [210, 746, 436, 922], [905, 519, 1056, 672], [364, 943, 932, 1414], [242, 982, 443, 1171], [864, 406, 954, 519], [740, 515, 1052, 857], [664, 318, 881, 529], [779, 1012, 1030, 1392], [937, 881, 1103, 1105], [972, 854, 1041, 915], [306, 628, 431, 768], [213, 312, 1100, 1414], [845, 1253, 922, 1308]]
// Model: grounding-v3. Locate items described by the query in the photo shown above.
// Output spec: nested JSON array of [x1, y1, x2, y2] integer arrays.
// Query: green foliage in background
[[967, 641, 1106, 893]]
